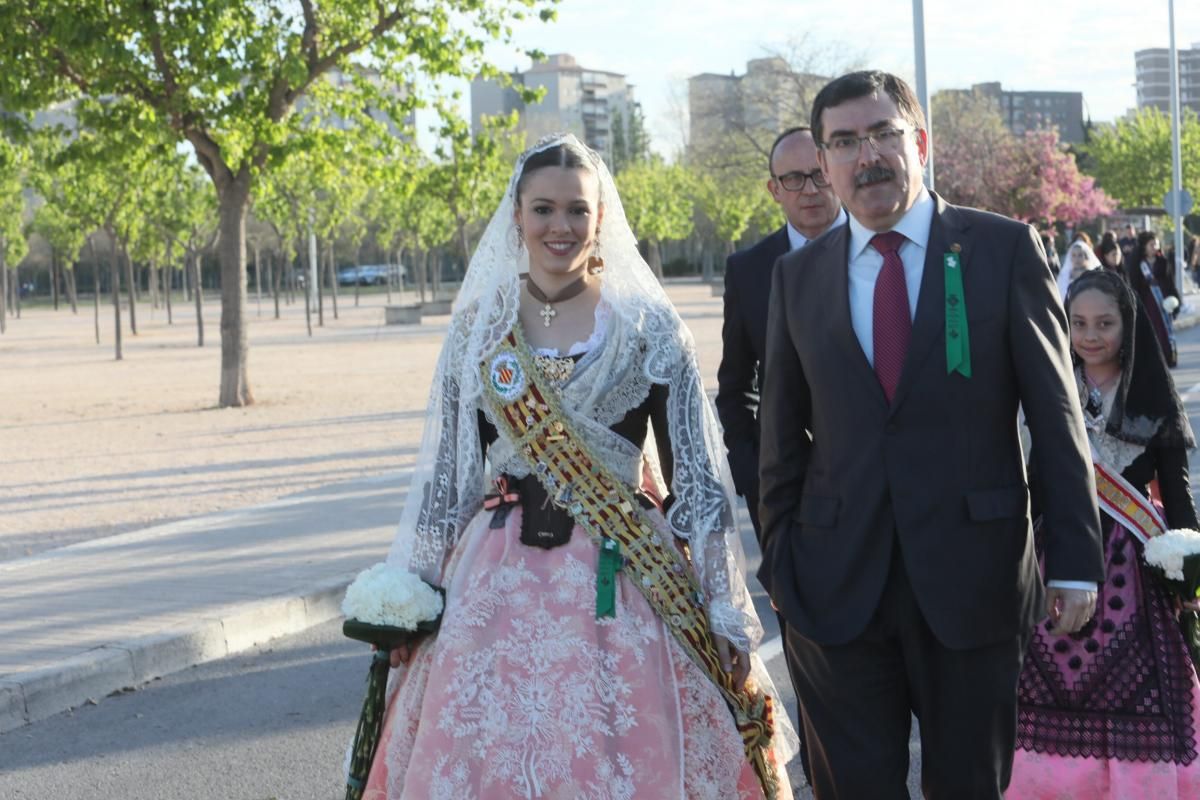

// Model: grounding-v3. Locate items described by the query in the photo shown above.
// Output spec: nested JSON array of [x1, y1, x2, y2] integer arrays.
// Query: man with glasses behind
[[757, 71, 1104, 798], [717, 126, 845, 543]]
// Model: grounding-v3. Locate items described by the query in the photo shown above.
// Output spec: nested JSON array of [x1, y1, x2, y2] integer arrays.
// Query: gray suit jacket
[[757, 194, 1104, 649]]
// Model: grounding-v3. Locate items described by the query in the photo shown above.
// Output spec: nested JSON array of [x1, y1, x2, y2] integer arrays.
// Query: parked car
[[329, 264, 407, 287], [356, 265, 392, 285]]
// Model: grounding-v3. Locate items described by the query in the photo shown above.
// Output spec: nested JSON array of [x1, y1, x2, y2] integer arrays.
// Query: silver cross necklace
[[524, 273, 589, 327]]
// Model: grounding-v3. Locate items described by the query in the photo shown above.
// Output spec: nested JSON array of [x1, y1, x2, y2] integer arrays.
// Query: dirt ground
[[1, 282, 726, 562]]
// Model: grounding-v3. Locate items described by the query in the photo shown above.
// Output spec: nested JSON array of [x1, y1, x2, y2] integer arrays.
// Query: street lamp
[[913, 0, 934, 190]]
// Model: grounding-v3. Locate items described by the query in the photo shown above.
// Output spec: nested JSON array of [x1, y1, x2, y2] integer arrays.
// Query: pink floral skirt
[[363, 505, 787, 800]]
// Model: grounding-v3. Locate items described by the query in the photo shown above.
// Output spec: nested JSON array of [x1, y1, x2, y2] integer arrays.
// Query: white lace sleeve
[[643, 308, 763, 654], [386, 315, 487, 585]]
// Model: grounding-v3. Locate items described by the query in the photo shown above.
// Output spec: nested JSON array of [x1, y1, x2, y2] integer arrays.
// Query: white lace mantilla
[[386, 133, 761, 654]]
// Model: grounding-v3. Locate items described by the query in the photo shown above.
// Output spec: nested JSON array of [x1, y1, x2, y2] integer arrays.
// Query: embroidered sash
[[481, 327, 780, 799], [1094, 459, 1165, 545]]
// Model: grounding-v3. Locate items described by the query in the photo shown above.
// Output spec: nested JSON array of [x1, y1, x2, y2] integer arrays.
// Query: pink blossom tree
[[932, 90, 1114, 225]]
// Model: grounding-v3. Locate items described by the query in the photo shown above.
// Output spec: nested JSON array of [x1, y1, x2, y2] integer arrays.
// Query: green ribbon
[[944, 252, 971, 378], [596, 537, 622, 618]]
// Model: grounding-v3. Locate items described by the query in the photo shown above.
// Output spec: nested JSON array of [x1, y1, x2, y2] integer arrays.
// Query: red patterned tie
[[870, 231, 910, 403]]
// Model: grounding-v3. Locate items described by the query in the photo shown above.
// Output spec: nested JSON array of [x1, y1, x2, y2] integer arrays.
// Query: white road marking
[[1182, 381, 1200, 404]]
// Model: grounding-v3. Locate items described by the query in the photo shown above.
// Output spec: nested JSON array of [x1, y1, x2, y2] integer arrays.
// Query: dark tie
[[870, 231, 910, 403]]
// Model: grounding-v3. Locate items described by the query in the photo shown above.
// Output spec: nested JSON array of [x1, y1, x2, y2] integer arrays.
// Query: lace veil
[[384, 133, 764, 655]]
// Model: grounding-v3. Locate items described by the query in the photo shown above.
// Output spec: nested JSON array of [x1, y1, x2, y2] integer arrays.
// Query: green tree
[[1085, 108, 1200, 209], [28, 200, 85, 314], [616, 160, 694, 280], [0, 134, 29, 334], [0, 0, 557, 406], [429, 109, 523, 280]]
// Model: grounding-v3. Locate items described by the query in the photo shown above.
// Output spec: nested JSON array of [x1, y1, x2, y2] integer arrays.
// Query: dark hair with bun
[[514, 140, 598, 205]]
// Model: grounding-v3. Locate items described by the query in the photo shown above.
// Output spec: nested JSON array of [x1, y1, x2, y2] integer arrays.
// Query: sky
[[450, 0, 1200, 156]]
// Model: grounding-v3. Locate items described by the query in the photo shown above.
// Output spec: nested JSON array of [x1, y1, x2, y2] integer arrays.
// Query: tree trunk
[[66, 263, 78, 315], [327, 238, 339, 320], [432, 251, 442, 300], [0, 238, 7, 334], [110, 232, 123, 361], [353, 244, 361, 307], [457, 224, 472, 275], [190, 252, 204, 347], [316, 235, 324, 327], [253, 243, 262, 317], [88, 239, 100, 344], [302, 236, 313, 337], [13, 265, 20, 319], [164, 241, 174, 325], [214, 175, 253, 406], [648, 239, 665, 282], [121, 241, 138, 335], [51, 250, 60, 310], [271, 252, 281, 319], [165, 262, 174, 325], [420, 250, 429, 303]]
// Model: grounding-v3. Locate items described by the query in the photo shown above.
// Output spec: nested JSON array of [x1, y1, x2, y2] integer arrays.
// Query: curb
[[0, 573, 356, 734]]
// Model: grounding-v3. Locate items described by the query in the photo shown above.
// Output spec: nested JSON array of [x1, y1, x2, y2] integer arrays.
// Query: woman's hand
[[388, 643, 415, 668], [713, 634, 751, 692], [1182, 597, 1200, 613], [371, 642, 415, 667]]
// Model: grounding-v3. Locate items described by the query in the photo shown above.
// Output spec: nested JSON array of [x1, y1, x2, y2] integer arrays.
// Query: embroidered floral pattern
[[364, 511, 774, 799]]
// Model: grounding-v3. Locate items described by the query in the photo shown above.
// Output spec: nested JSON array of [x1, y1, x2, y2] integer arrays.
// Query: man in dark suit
[[757, 71, 1105, 799], [717, 126, 845, 539]]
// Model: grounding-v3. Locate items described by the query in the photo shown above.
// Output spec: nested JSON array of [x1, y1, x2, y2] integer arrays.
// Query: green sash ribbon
[[944, 252, 971, 378], [596, 538, 622, 618]]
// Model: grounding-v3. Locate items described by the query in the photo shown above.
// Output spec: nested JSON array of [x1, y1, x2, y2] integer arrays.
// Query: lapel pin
[[950, 243, 962, 254]]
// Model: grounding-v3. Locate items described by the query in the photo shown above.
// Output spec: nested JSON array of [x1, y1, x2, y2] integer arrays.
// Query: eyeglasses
[[821, 127, 915, 164], [772, 169, 831, 192]]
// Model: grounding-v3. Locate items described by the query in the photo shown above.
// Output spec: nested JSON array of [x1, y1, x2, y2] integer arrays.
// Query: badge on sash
[[489, 352, 525, 401]]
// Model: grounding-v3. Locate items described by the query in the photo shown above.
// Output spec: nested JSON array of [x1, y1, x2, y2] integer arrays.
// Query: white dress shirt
[[786, 208, 848, 252], [846, 188, 934, 364], [844, 190, 1095, 594]]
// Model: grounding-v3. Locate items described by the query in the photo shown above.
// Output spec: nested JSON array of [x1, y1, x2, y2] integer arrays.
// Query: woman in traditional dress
[[361, 134, 796, 800], [1127, 230, 1180, 367], [1057, 239, 1102, 300], [1011, 268, 1200, 799]]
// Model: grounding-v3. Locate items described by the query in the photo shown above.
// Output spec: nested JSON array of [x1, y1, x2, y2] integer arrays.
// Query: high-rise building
[[687, 58, 824, 160], [1135, 45, 1200, 116], [970, 82, 1086, 144], [470, 54, 638, 164]]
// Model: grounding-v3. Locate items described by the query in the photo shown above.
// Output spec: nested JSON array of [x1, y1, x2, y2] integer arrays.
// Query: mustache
[[854, 165, 895, 187]]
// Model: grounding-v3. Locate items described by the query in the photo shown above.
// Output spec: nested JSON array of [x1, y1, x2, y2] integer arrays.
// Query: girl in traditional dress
[[1127, 231, 1181, 368], [361, 134, 796, 800], [1011, 268, 1200, 799]]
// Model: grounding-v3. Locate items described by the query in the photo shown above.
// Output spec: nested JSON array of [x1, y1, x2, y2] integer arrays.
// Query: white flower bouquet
[[342, 562, 444, 639], [341, 563, 444, 800], [1143, 528, 1200, 667]]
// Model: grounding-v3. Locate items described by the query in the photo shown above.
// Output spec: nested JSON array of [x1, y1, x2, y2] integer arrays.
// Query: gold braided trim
[[481, 327, 780, 799], [1094, 461, 1164, 546]]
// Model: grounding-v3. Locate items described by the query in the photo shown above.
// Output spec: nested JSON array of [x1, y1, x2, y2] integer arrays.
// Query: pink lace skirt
[[362, 505, 788, 800]]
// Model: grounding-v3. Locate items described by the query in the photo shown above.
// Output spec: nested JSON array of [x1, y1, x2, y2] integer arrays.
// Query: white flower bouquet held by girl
[[341, 564, 444, 800], [1144, 528, 1200, 667]]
